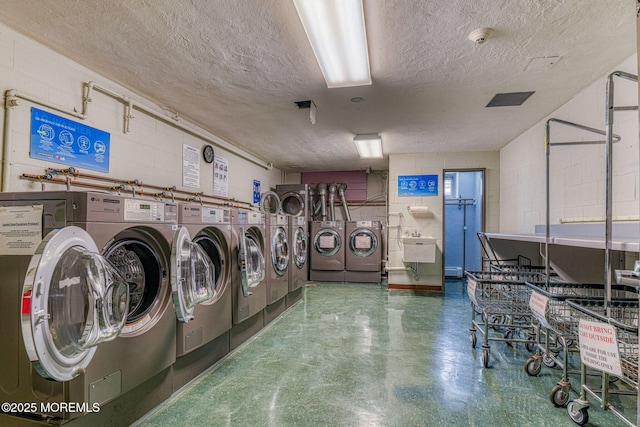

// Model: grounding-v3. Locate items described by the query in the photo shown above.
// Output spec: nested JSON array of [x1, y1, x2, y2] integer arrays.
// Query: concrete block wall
[[500, 54, 639, 233], [0, 22, 280, 201], [388, 151, 500, 287]]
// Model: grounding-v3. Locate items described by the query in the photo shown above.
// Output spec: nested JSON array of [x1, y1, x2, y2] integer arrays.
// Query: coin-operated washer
[[287, 215, 308, 308], [264, 212, 290, 324], [173, 203, 233, 390], [0, 191, 186, 426], [229, 208, 267, 350]]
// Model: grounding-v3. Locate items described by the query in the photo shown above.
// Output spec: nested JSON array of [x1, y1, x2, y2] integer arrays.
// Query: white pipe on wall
[[83, 81, 272, 170]]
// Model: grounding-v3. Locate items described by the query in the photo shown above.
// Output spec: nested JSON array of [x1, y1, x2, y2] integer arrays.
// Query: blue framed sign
[[253, 180, 261, 204], [30, 107, 111, 173], [398, 174, 438, 197]]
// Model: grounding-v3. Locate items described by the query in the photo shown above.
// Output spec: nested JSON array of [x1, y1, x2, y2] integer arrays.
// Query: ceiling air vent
[[486, 91, 535, 107]]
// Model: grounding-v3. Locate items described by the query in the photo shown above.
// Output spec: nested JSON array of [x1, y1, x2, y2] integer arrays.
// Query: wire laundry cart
[[466, 270, 544, 368], [565, 298, 639, 426], [524, 282, 638, 408]]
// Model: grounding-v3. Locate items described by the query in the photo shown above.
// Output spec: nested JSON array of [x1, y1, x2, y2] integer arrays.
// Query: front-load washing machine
[[229, 208, 267, 349], [275, 184, 309, 220], [0, 191, 190, 425], [264, 213, 290, 324], [173, 203, 233, 388], [309, 220, 345, 282], [344, 220, 383, 283], [287, 215, 308, 308]]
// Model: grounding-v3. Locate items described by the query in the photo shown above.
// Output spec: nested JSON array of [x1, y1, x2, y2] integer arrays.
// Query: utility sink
[[402, 236, 436, 263]]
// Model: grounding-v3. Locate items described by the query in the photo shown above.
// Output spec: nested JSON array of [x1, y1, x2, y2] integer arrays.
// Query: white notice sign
[[182, 144, 200, 188], [0, 205, 43, 255], [578, 319, 623, 377], [529, 291, 550, 328]]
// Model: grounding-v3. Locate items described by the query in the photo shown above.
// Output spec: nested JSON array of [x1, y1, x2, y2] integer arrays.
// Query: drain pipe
[[317, 182, 328, 221], [337, 183, 351, 221], [328, 183, 338, 221]]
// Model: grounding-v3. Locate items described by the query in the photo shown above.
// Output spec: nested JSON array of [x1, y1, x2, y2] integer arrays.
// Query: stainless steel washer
[[229, 208, 267, 349], [0, 191, 184, 425], [286, 215, 308, 308], [264, 213, 290, 324]]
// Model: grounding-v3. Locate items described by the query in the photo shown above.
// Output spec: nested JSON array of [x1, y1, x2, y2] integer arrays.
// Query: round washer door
[[238, 226, 266, 297], [349, 228, 378, 257], [171, 227, 215, 323], [314, 228, 341, 257], [21, 226, 129, 381], [271, 227, 289, 276], [280, 192, 305, 216], [293, 226, 308, 268]]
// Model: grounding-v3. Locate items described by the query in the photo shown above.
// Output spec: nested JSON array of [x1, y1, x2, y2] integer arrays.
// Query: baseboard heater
[[445, 266, 463, 278]]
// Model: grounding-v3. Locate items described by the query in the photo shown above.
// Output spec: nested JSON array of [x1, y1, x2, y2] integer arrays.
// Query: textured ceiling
[[0, 0, 636, 172]]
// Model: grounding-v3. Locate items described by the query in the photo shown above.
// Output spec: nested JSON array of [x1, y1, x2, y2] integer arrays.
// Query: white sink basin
[[402, 236, 436, 263]]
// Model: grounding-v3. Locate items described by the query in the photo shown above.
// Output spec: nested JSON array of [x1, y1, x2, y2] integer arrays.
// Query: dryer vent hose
[[317, 182, 327, 221], [338, 183, 351, 221], [328, 183, 337, 221]]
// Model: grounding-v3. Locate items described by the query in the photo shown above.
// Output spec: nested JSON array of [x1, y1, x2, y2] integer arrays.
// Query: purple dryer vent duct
[[337, 183, 351, 221], [317, 182, 328, 221]]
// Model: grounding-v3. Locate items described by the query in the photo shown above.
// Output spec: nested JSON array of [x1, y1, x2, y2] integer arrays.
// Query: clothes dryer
[[344, 220, 382, 283], [275, 184, 309, 220], [309, 220, 345, 282], [287, 215, 308, 308], [0, 191, 192, 425]]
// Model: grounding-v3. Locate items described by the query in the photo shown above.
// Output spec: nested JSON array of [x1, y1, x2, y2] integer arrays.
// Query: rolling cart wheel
[[524, 357, 541, 376], [470, 333, 477, 348], [550, 384, 569, 407], [567, 400, 589, 426], [482, 348, 490, 368], [542, 353, 557, 368], [525, 337, 535, 352]]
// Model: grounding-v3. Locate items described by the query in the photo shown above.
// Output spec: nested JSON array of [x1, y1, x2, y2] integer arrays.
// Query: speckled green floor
[[135, 281, 632, 427]]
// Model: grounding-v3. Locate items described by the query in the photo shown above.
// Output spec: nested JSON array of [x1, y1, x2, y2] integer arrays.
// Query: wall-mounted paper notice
[[0, 205, 43, 255]]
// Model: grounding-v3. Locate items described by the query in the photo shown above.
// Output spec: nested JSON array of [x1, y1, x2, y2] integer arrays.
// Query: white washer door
[[171, 227, 215, 323], [21, 226, 129, 381]]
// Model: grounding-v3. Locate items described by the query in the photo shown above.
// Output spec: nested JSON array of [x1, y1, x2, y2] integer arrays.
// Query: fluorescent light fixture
[[293, 0, 372, 88], [354, 134, 383, 159]]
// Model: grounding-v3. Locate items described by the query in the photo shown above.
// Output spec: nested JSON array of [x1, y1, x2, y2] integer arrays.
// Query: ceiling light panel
[[293, 0, 372, 88], [354, 134, 383, 159]]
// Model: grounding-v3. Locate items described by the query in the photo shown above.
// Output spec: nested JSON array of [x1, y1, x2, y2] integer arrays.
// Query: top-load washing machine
[[176, 203, 232, 356], [287, 215, 308, 307], [309, 220, 345, 282], [264, 213, 290, 324], [0, 191, 205, 425], [275, 184, 309, 220], [344, 220, 382, 283]]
